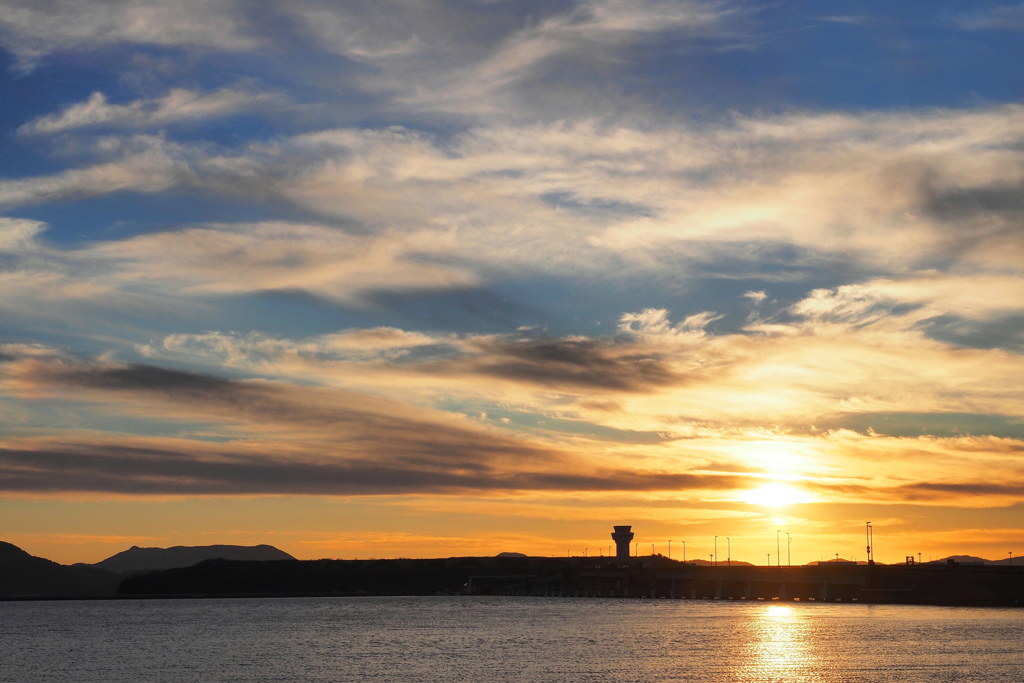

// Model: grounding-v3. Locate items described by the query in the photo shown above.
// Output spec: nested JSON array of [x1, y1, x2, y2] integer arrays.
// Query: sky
[[1, 0, 1023, 566]]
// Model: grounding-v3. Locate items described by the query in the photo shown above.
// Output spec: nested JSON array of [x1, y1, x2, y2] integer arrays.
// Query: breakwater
[[105, 554, 1024, 606], [470, 561, 1024, 606]]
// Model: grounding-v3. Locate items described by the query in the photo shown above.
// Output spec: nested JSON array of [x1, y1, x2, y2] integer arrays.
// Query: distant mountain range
[[94, 544, 296, 573], [1, 542, 295, 598]]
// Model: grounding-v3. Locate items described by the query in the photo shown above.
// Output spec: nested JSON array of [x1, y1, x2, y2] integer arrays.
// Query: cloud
[[130, 296, 1024, 443], [0, 439, 745, 495], [791, 276, 1024, 327], [0, 353, 749, 496], [898, 481, 1024, 500], [5, 105, 1024, 283], [401, 0, 732, 114], [19, 88, 284, 136], [1, 109, 1023, 404], [952, 3, 1024, 30], [0, 217, 45, 251], [0, 135, 191, 208], [0, 0, 263, 72], [4, 337, 1024, 506], [85, 221, 480, 304], [452, 335, 682, 392]]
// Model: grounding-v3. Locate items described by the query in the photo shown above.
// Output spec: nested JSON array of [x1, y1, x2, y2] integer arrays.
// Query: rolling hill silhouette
[[94, 544, 296, 573], [0, 542, 120, 597], [1, 542, 295, 597]]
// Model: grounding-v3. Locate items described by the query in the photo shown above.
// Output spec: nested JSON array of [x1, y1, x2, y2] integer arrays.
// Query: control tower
[[611, 525, 634, 564]]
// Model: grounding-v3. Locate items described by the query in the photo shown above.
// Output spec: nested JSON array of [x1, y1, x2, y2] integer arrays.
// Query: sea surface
[[3, 597, 1023, 682]]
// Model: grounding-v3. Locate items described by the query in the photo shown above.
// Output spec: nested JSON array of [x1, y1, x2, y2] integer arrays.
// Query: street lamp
[[668, 540, 672, 560], [727, 537, 731, 566], [776, 530, 781, 567], [651, 543, 655, 557], [682, 540, 686, 562], [787, 532, 791, 566], [714, 536, 718, 567]]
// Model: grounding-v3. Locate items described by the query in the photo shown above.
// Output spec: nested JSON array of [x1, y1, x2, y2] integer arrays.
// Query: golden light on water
[[764, 605, 794, 618], [740, 483, 814, 508], [736, 604, 818, 681]]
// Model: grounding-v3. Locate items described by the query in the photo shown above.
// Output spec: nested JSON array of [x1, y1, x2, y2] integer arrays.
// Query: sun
[[741, 482, 813, 507]]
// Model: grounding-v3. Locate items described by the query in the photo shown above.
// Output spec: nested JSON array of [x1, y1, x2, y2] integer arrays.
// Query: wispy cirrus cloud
[[398, 0, 734, 114], [8, 107, 1024, 278], [0, 135, 193, 208], [18, 88, 284, 136], [0, 0, 262, 71], [5, 105, 1022, 284], [951, 3, 1024, 31]]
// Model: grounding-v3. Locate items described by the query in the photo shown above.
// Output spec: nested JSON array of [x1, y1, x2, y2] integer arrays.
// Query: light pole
[[668, 540, 672, 560], [727, 537, 731, 566], [682, 540, 686, 562], [714, 536, 718, 567], [767, 553, 770, 566], [651, 543, 655, 557], [787, 532, 791, 566], [635, 542, 638, 557], [776, 530, 781, 567]]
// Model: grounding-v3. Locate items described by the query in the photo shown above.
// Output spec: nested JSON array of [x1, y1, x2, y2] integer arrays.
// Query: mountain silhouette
[[0, 542, 121, 597], [93, 544, 296, 573], [1, 542, 296, 597]]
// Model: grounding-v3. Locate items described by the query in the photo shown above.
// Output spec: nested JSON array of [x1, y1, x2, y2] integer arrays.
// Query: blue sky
[[1, 0, 1023, 564]]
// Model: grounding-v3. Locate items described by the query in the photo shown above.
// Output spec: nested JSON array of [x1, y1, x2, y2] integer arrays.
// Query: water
[[3, 597, 1023, 682]]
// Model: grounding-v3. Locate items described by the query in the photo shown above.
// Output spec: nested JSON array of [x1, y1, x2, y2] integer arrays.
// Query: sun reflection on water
[[733, 604, 823, 682]]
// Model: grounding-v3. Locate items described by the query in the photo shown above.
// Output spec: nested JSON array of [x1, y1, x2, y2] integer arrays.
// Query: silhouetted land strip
[[117, 556, 1024, 606], [3, 541, 1021, 606]]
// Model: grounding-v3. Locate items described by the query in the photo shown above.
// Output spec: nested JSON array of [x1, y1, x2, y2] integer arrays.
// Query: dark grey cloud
[[898, 481, 1024, 500], [16, 358, 748, 496], [924, 181, 1024, 222], [29, 361, 552, 469], [0, 442, 743, 496], [921, 314, 1024, 353], [452, 336, 680, 392], [54, 363, 236, 396]]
